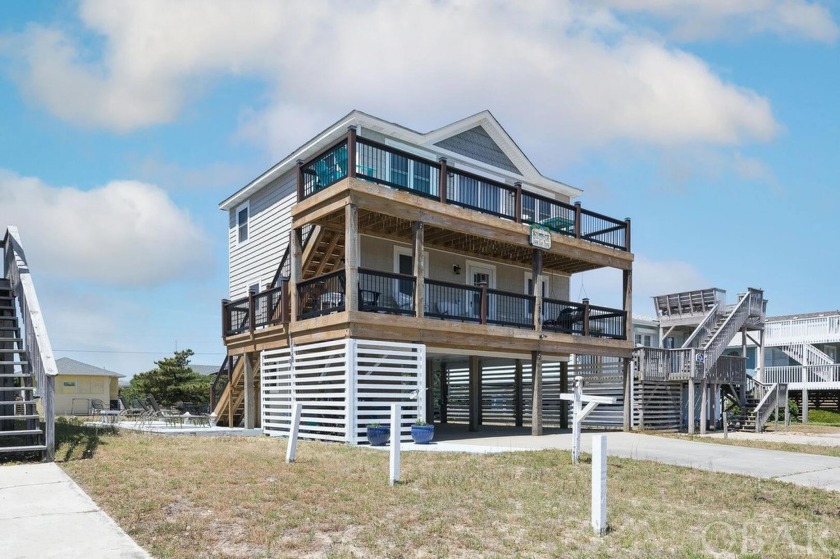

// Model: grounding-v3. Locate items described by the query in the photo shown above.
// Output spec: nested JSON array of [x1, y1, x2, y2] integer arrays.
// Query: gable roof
[[220, 109, 581, 211], [55, 357, 124, 378]]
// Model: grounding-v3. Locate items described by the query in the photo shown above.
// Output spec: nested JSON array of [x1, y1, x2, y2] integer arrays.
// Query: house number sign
[[529, 225, 551, 250]]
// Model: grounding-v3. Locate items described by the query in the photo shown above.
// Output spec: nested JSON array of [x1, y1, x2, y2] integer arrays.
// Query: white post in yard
[[390, 403, 401, 486], [572, 376, 583, 464], [591, 434, 607, 536], [286, 402, 302, 463], [560, 376, 616, 466]]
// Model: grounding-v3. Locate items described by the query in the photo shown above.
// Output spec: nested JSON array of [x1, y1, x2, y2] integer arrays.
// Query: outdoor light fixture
[[453, 265, 461, 275]]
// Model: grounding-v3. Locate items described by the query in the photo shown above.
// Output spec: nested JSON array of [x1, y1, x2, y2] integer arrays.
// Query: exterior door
[[466, 262, 495, 318]]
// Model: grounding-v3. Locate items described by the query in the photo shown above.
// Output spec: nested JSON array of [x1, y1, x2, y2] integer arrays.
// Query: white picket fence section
[[261, 339, 424, 444]]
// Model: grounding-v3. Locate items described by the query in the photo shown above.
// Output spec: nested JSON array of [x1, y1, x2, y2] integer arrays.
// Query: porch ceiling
[[318, 208, 603, 274]]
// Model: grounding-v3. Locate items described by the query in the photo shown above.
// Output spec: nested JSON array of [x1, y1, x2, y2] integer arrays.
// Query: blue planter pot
[[366, 426, 390, 446], [411, 424, 435, 444]]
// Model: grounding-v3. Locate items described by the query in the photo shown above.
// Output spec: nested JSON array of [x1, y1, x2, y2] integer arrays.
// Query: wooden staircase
[[211, 354, 260, 428], [302, 227, 345, 280], [0, 278, 45, 456], [213, 228, 345, 428]]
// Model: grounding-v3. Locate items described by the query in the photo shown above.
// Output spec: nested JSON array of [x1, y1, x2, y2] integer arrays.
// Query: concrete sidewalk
[[0, 462, 149, 559], [425, 430, 840, 493]]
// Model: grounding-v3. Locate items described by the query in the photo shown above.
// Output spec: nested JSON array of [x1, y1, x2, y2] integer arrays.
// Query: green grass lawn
[[50, 424, 840, 558], [805, 408, 840, 424]]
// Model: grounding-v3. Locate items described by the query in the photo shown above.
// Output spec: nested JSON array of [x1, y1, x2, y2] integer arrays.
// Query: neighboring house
[[726, 310, 840, 421], [55, 357, 123, 415], [215, 110, 634, 441], [633, 287, 768, 432]]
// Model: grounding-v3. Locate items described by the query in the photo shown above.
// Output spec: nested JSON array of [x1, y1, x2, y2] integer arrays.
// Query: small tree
[[124, 349, 212, 407]]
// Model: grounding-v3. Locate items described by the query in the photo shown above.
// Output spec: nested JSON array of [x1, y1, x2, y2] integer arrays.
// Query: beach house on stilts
[[212, 110, 634, 442]]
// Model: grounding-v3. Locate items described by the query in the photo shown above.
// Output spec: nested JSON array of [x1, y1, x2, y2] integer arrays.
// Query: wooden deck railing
[[224, 268, 625, 340], [222, 281, 289, 337], [297, 129, 631, 252]]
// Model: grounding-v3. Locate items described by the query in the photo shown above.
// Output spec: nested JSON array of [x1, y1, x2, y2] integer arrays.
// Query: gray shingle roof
[[190, 364, 219, 376], [55, 357, 124, 378]]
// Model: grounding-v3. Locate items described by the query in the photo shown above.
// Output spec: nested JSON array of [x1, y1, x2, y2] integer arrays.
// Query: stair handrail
[[681, 303, 721, 349], [702, 289, 763, 373], [3, 226, 57, 460], [751, 380, 782, 433], [270, 224, 317, 289]]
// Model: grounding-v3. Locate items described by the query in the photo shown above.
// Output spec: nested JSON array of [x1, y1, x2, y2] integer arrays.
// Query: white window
[[236, 202, 249, 245]]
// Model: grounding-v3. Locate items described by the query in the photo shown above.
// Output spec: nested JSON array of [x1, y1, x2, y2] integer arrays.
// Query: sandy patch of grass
[[57, 429, 840, 558]]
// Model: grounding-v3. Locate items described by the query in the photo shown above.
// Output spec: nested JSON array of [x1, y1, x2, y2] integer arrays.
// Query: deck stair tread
[[0, 445, 47, 453], [0, 429, 42, 436]]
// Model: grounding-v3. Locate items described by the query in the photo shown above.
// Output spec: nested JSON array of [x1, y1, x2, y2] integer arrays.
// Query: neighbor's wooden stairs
[[0, 278, 45, 456]]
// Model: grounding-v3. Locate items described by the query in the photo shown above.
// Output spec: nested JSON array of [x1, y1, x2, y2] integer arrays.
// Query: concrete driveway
[[416, 426, 840, 493], [0, 462, 149, 559]]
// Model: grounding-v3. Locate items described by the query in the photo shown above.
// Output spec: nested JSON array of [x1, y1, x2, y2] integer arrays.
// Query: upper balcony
[[294, 129, 631, 254], [764, 313, 840, 346]]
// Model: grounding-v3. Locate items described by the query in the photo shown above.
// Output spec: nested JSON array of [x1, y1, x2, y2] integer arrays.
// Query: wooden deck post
[[574, 202, 582, 240], [290, 227, 303, 321], [622, 357, 632, 431], [531, 350, 543, 436], [624, 218, 631, 252], [532, 249, 543, 331], [802, 366, 809, 423], [560, 360, 569, 429], [296, 159, 304, 202], [439, 362, 448, 424], [622, 269, 632, 341], [582, 298, 591, 337], [514, 359, 523, 427], [244, 353, 255, 429], [248, 290, 255, 334], [413, 221, 425, 318], [687, 380, 695, 435], [438, 157, 448, 204], [221, 299, 230, 338], [711, 383, 718, 431], [345, 204, 359, 313], [469, 356, 480, 432], [758, 328, 766, 383], [699, 378, 708, 435], [514, 182, 522, 223], [346, 126, 357, 179]]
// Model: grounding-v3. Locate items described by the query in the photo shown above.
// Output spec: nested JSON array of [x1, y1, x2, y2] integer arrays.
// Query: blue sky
[[1, 1, 838, 376]]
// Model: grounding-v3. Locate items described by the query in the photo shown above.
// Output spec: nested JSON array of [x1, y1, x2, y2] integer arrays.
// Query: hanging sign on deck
[[529, 225, 551, 250]]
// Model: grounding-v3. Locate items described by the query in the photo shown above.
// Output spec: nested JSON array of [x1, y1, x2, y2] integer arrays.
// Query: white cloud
[[0, 170, 212, 286], [5, 0, 784, 163], [598, 0, 838, 42]]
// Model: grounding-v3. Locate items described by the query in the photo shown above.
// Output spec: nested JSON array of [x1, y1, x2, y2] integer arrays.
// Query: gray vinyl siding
[[228, 169, 297, 299], [359, 236, 569, 300], [434, 126, 521, 175]]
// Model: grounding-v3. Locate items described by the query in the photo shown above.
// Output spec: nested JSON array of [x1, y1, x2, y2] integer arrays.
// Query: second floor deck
[[222, 268, 631, 358]]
